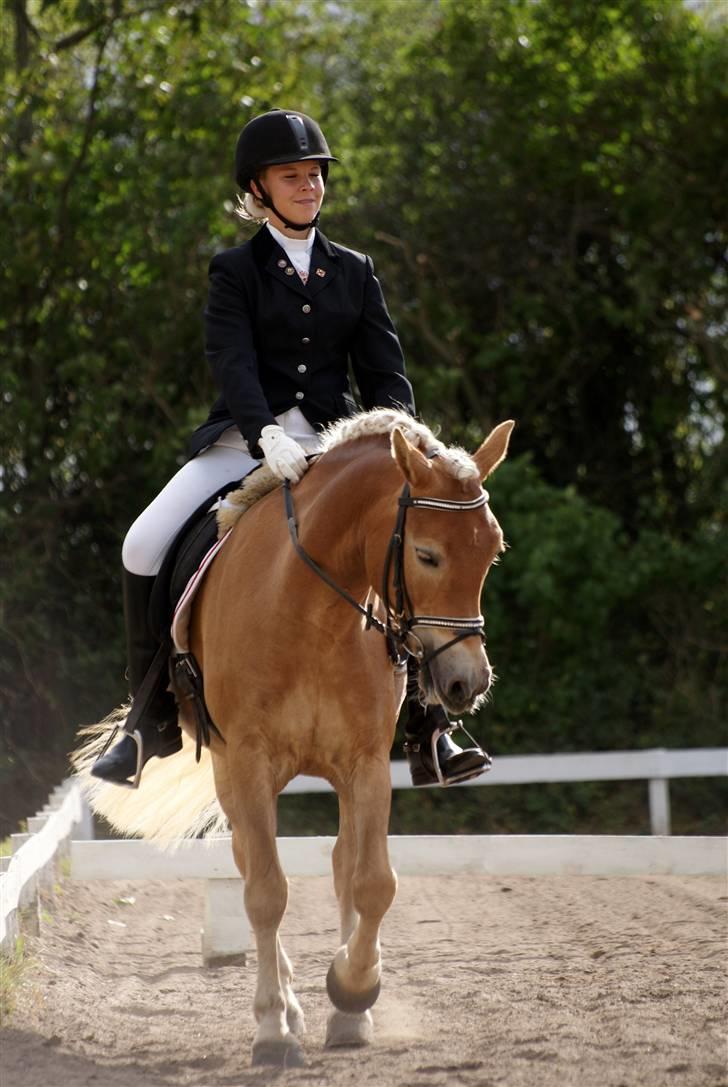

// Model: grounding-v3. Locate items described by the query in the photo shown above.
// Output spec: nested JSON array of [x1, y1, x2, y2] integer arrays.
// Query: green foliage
[[480, 456, 726, 753], [0, 935, 28, 1025], [327, 0, 727, 533], [0, 0, 725, 836]]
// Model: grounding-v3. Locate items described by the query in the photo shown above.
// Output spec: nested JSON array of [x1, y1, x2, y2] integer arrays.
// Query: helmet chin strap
[[256, 179, 320, 232]]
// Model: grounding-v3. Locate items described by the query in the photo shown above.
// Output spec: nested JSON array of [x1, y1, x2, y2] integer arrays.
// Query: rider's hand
[[258, 425, 309, 483]]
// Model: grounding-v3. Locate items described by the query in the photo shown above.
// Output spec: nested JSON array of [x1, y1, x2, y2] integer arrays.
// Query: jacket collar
[[251, 225, 339, 297]]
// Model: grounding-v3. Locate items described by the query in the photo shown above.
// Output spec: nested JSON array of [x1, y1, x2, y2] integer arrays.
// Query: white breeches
[[122, 411, 323, 577]]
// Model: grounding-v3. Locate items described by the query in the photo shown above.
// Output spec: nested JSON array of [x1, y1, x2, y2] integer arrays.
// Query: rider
[[91, 108, 490, 789]]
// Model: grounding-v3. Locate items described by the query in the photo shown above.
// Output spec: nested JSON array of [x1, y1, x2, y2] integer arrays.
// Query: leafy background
[[1, 0, 725, 837]]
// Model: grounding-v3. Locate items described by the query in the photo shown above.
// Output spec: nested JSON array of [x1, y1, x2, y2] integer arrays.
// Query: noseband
[[282, 473, 488, 668]]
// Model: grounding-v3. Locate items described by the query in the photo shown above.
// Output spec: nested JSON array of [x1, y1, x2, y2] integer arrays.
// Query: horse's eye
[[416, 549, 439, 567]]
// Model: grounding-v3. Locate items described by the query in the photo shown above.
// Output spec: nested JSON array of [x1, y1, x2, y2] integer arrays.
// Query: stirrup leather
[[171, 652, 224, 761]]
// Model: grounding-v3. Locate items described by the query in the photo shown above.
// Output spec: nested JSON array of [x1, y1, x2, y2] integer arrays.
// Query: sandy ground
[[3, 870, 727, 1087]]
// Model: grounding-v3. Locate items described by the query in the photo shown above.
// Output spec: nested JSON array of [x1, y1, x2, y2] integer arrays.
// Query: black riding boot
[[91, 570, 182, 787], [403, 660, 491, 786]]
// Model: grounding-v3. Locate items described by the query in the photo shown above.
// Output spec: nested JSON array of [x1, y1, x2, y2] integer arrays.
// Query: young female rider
[[91, 109, 490, 789]]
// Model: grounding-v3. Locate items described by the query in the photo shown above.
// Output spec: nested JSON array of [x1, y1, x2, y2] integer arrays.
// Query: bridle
[[282, 471, 489, 668]]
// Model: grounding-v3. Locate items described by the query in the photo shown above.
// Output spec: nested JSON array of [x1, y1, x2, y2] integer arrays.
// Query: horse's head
[[390, 421, 514, 716]]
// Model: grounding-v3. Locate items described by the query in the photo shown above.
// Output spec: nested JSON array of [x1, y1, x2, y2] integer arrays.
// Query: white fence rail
[[0, 780, 93, 954], [70, 834, 727, 966], [286, 747, 728, 835]]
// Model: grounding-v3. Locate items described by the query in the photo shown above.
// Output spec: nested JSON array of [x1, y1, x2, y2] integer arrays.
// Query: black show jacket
[[189, 226, 415, 457]]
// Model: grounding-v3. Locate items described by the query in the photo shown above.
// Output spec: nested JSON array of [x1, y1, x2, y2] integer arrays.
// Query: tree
[[324, 0, 727, 533], [1, 0, 725, 836]]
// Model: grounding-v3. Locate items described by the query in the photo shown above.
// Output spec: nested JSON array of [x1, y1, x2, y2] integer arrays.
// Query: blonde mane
[[216, 409, 479, 537], [320, 408, 479, 482]]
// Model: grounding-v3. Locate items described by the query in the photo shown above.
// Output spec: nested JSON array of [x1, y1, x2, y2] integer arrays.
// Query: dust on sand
[[3, 871, 726, 1087]]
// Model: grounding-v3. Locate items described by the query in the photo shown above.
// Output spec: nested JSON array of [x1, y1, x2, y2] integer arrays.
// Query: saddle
[[149, 479, 241, 642]]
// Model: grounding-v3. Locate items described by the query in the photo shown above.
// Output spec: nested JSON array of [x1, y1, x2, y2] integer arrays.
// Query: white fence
[[2, 747, 726, 962], [286, 747, 728, 835], [0, 779, 93, 954], [70, 832, 727, 965]]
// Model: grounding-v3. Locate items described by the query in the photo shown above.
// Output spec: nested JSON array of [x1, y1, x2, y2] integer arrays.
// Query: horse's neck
[[294, 443, 399, 598]]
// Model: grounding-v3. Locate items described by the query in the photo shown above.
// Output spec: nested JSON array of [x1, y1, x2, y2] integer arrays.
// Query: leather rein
[[282, 472, 489, 668]]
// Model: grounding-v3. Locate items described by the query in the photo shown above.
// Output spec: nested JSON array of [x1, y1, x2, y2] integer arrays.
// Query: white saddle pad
[[171, 529, 232, 653]]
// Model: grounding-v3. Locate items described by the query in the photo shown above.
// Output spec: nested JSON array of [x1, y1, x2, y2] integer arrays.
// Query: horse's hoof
[[251, 1037, 305, 1068], [325, 1009, 373, 1048], [326, 961, 381, 1014], [286, 1003, 306, 1036]]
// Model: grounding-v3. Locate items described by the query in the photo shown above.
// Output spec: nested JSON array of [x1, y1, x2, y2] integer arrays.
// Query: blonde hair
[[235, 191, 268, 223]]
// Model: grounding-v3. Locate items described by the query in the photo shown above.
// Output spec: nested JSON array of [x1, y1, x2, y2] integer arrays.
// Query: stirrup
[[430, 720, 493, 787], [118, 729, 144, 790], [93, 724, 145, 790]]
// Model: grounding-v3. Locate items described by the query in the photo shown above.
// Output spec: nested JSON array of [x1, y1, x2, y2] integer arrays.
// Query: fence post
[[648, 749, 671, 835], [201, 878, 250, 967]]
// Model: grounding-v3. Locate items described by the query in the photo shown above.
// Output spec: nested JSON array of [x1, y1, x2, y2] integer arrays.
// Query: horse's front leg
[[326, 793, 373, 1047], [326, 758, 397, 1032], [229, 778, 305, 1069]]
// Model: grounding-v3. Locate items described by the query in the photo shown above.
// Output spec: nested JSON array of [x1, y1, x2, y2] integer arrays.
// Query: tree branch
[[53, 16, 110, 53], [55, 20, 116, 250], [375, 230, 494, 429]]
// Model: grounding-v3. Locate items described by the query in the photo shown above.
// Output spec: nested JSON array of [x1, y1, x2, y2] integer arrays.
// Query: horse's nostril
[[448, 680, 467, 704]]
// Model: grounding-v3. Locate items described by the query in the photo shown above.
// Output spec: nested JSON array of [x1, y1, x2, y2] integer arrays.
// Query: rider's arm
[[348, 256, 416, 417], [204, 250, 278, 450]]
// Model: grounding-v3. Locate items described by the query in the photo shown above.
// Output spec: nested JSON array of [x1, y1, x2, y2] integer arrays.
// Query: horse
[[73, 408, 513, 1068]]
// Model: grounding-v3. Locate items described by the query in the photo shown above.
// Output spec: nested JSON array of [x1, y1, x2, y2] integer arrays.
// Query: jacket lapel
[[307, 230, 339, 298], [251, 225, 309, 298], [250, 225, 340, 298]]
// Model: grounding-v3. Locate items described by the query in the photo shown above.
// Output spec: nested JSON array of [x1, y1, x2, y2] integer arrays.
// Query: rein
[[282, 473, 488, 668]]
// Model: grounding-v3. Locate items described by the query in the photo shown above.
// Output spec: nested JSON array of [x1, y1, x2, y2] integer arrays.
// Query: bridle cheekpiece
[[283, 462, 489, 669]]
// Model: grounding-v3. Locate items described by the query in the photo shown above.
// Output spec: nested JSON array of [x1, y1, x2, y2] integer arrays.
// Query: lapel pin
[[315, 267, 326, 278], [277, 259, 287, 268], [285, 267, 295, 276]]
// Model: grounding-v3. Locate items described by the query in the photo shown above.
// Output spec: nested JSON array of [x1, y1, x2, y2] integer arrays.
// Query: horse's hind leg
[[326, 758, 397, 1041], [228, 778, 304, 1069]]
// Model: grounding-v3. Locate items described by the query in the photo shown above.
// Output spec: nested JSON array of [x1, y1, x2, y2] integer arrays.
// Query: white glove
[[258, 424, 310, 483]]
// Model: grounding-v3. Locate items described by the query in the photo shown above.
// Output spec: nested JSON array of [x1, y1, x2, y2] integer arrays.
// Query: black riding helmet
[[235, 109, 337, 231]]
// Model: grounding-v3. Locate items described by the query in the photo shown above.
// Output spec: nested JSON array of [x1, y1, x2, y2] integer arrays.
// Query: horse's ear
[[472, 420, 515, 481], [391, 427, 433, 486]]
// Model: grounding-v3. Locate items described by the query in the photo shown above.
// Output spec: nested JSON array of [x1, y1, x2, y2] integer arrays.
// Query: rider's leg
[[403, 659, 491, 787], [91, 569, 182, 784], [91, 441, 258, 786]]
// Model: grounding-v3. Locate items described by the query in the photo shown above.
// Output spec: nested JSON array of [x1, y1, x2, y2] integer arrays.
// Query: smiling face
[[252, 160, 325, 234]]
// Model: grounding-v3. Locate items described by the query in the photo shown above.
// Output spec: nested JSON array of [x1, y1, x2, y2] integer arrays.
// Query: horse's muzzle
[[423, 652, 493, 716]]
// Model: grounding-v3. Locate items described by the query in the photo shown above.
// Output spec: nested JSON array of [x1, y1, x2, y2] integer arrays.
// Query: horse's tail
[[70, 704, 227, 848]]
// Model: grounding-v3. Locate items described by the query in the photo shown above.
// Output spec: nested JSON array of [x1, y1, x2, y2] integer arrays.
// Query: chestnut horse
[[74, 409, 513, 1068]]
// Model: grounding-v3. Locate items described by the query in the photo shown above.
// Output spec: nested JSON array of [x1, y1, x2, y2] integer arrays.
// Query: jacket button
[[295, 391, 304, 400], [297, 364, 307, 373], [301, 336, 310, 344], [302, 304, 311, 314]]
